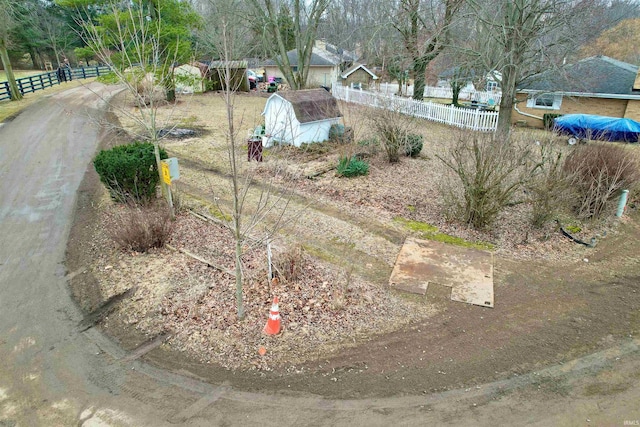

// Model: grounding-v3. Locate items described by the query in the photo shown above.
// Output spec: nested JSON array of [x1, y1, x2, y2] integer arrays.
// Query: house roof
[[263, 43, 357, 68], [197, 60, 248, 69], [341, 63, 379, 79], [263, 49, 335, 67], [518, 56, 639, 95], [267, 89, 342, 123]]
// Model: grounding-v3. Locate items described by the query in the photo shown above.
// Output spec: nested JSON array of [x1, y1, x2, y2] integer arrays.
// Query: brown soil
[[65, 91, 640, 400]]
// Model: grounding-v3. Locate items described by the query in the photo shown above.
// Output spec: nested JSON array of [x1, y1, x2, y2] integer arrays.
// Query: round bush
[[404, 134, 424, 157], [93, 142, 168, 204], [337, 156, 369, 177]]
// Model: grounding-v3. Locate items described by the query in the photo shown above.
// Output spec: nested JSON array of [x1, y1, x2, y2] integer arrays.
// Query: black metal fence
[[0, 65, 111, 101]]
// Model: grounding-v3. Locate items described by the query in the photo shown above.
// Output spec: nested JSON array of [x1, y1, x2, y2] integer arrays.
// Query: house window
[[526, 93, 562, 110], [486, 80, 498, 92]]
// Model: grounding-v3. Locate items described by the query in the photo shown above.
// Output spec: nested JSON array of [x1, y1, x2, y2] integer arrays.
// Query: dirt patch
[[66, 91, 640, 399]]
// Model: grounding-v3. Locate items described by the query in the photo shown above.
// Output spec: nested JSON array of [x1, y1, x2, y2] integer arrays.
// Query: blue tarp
[[553, 114, 640, 143]]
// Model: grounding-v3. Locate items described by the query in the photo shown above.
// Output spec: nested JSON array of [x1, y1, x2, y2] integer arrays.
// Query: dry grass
[[565, 143, 640, 219], [0, 70, 42, 81], [110, 90, 268, 173], [107, 90, 640, 260], [95, 90, 640, 370], [107, 202, 173, 252]]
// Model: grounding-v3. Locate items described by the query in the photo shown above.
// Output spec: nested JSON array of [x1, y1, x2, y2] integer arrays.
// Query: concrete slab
[[389, 238, 494, 308]]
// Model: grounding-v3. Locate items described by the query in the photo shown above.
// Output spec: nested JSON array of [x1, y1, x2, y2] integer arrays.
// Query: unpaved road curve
[[1, 83, 639, 426]]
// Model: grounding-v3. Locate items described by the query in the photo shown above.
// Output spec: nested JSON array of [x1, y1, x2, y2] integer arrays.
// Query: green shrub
[[329, 124, 345, 140], [336, 156, 369, 177], [96, 72, 120, 85], [93, 142, 168, 204], [404, 134, 423, 157], [329, 124, 353, 144]]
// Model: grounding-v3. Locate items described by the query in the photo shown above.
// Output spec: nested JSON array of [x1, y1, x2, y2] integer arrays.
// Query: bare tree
[[201, 0, 303, 320], [319, 0, 394, 53], [64, 0, 199, 214], [468, 0, 598, 135], [393, 0, 463, 101], [246, 0, 330, 89], [0, 0, 22, 101], [43, 13, 74, 65]]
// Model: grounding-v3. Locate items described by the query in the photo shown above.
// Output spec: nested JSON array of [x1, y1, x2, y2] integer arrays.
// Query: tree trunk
[[234, 225, 244, 320], [166, 88, 175, 102], [412, 58, 426, 101], [29, 47, 42, 70], [495, 64, 517, 137], [451, 82, 461, 106], [165, 68, 176, 102], [0, 38, 22, 101]]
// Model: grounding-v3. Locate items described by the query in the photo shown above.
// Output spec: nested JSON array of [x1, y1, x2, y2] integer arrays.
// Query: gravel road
[[0, 83, 638, 426]]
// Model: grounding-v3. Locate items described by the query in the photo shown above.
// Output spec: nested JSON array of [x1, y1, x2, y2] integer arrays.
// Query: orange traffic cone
[[263, 297, 281, 335]]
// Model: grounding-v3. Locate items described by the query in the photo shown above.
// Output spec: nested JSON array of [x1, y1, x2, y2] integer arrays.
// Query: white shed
[[174, 64, 204, 94], [262, 89, 342, 147]]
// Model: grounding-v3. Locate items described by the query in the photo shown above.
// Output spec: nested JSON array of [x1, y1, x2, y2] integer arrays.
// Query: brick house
[[513, 56, 640, 128]]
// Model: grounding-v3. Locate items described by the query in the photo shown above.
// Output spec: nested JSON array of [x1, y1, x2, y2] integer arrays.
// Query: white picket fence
[[376, 82, 501, 105], [332, 83, 498, 132]]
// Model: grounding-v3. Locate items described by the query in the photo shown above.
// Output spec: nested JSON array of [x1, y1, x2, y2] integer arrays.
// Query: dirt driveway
[[1, 84, 639, 426]]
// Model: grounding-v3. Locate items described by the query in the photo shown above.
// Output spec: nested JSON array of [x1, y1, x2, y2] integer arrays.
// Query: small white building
[[262, 89, 342, 147], [174, 64, 204, 94]]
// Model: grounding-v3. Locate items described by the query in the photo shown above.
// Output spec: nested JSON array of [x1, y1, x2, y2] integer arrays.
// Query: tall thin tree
[[0, 0, 23, 101], [247, 0, 331, 90]]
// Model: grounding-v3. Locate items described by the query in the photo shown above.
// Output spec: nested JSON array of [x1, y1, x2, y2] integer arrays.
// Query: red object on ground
[[263, 297, 281, 335], [247, 138, 262, 162]]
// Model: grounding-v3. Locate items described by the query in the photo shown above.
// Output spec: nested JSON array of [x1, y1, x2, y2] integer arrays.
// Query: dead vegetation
[[564, 143, 640, 219], [94, 91, 640, 371], [99, 211, 433, 370], [107, 202, 173, 253]]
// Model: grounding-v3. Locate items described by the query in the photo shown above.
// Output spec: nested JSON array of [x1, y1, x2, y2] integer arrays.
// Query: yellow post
[[161, 160, 174, 218]]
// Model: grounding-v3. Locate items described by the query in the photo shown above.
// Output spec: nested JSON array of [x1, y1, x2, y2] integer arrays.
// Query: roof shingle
[[276, 89, 342, 123], [518, 56, 639, 95]]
